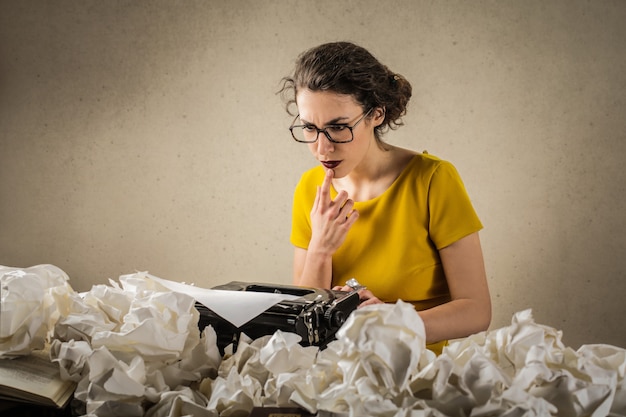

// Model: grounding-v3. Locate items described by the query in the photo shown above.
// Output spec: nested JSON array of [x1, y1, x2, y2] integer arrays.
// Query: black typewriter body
[[196, 281, 359, 354]]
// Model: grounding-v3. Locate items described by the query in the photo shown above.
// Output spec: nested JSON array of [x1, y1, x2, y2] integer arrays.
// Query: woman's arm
[[327, 231, 490, 344], [418, 231, 491, 344], [293, 246, 333, 288]]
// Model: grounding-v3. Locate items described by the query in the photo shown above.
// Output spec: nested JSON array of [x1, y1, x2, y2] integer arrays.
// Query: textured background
[[1, 0, 625, 349]]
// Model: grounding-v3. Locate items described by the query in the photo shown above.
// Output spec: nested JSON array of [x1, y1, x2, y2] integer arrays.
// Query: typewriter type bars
[[196, 281, 359, 354]]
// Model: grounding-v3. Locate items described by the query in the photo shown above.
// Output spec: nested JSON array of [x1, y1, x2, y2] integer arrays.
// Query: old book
[[0, 347, 75, 409]]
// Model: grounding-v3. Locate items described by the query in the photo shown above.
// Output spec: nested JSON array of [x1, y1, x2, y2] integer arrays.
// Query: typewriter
[[196, 281, 360, 354]]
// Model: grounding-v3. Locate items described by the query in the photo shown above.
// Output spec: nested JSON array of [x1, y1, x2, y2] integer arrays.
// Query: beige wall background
[[1, 1, 625, 349]]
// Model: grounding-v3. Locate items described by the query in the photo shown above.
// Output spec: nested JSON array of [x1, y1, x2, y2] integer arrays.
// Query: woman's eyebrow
[[300, 116, 350, 126]]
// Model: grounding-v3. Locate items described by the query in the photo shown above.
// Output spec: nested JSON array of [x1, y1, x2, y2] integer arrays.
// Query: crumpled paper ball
[[144, 386, 216, 417], [88, 272, 201, 362], [0, 264, 73, 357]]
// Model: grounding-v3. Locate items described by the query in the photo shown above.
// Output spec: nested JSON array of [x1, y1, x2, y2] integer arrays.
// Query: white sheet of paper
[[145, 274, 300, 328]]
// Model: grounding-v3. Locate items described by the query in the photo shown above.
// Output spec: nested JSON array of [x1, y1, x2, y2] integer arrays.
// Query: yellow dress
[[291, 153, 483, 354]]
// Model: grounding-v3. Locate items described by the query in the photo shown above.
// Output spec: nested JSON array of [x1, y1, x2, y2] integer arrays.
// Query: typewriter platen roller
[[196, 281, 359, 353]]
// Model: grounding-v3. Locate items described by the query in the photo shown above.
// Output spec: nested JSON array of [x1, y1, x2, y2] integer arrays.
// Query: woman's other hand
[[333, 285, 383, 307]]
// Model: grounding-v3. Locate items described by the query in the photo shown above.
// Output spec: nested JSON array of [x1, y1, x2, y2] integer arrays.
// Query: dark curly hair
[[279, 42, 412, 144]]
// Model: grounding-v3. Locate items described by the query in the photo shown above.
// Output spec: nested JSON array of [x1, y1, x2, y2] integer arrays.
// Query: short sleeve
[[290, 172, 315, 249], [427, 161, 483, 249]]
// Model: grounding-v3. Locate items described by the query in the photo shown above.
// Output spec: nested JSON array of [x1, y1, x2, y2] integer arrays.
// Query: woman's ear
[[372, 107, 385, 127]]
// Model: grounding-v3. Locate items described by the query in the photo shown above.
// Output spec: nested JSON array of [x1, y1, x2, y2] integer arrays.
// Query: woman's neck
[[333, 145, 415, 202]]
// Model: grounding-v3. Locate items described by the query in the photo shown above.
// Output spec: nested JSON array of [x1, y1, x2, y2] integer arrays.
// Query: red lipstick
[[321, 160, 341, 170]]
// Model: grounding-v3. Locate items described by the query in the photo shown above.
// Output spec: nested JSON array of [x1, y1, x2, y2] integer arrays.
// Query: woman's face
[[295, 89, 380, 178]]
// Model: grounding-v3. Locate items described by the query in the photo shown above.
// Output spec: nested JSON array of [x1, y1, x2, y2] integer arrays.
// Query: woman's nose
[[316, 132, 335, 155]]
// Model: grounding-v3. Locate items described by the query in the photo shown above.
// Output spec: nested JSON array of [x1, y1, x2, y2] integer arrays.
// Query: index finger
[[320, 168, 333, 198]]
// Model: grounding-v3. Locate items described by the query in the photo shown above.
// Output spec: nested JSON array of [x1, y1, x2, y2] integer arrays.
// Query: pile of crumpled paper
[[1, 264, 624, 416]]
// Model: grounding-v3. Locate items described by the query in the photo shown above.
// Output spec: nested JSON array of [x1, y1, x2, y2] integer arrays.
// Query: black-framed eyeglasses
[[289, 108, 373, 144]]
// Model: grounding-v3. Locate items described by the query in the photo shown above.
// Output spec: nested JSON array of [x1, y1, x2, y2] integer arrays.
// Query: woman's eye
[[303, 125, 317, 132], [328, 125, 347, 132]]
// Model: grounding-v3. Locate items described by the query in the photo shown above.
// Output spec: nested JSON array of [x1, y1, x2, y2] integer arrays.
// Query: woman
[[280, 41, 491, 354]]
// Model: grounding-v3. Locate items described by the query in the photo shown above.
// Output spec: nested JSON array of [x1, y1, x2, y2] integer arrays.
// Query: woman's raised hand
[[308, 169, 359, 256]]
